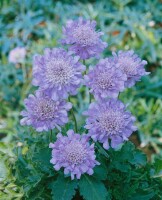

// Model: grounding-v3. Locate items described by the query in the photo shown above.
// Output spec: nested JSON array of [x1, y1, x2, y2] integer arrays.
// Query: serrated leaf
[[33, 147, 52, 173], [79, 175, 108, 200], [51, 176, 78, 200], [119, 142, 135, 161]]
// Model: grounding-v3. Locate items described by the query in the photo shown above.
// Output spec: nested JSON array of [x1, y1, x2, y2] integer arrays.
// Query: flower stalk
[[68, 97, 78, 133]]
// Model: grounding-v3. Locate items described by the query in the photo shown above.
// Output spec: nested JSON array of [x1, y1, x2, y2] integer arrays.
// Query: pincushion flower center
[[73, 25, 98, 46], [97, 111, 123, 133], [65, 141, 87, 165], [119, 58, 137, 76], [96, 73, 113, 89], [46, 59, 74, 85], [34, 99, 56, 120]]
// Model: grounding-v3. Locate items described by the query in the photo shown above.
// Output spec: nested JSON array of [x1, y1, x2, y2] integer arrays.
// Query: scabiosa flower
[[84, 99, 137, 149], [9, 47, 26, 64], [32, 48, 85, 100], [113, 50, 149, 87], [84, 58, 127, 99], [20, 91, 72, 132], [49, 130, 99, 180], [61, 18, 107, 59]]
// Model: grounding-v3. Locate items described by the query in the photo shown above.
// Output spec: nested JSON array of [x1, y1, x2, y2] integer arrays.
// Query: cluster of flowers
[[20, 18, 149, 180]]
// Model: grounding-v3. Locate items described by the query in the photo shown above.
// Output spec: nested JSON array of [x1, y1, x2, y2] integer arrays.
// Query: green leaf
[[93, 165, 108, 180], [120, 142, 135, 161], [79, 175, 108, 200], [33, 147, 52, 173], [129, 189, 155, 200], [142, 91, 162, 99], [145, 81, 162, 90], [130, 150, 147, 166], [51, 176, 78, 200], [153, 158, 162, 178]]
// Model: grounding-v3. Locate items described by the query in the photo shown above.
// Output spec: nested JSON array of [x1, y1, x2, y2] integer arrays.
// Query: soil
[[129, 133, 156, 161]]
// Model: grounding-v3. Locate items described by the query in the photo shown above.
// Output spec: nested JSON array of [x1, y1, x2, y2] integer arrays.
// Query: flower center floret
[[97, 111, 124, 134], [72, 25, 98, 46], [119, 58, 137, 76], [45, 59, 74, 85], [96, 72, 113, 89], [34, 98, 56, 120], [64, 141, 87, 165]]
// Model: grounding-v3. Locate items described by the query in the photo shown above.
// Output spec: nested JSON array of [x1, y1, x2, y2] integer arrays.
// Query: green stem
[[96, 142, 109, 159], [71, 108, 78, 133], [83, 60, 87, 75], [118, 92, 122, 100], [68, 97, 78, 133], [89, 91, 92, 104], [50, 130, 53, 142], [21, 62, 26, 82]]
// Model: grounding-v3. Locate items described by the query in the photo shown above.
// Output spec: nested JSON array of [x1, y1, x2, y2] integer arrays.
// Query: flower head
[[113, 50, 149, 87], [61, 18, 107, 59], [84, 99, 137, 149], [20, 91, 72, 132], [32, 48, 85, 100], [84, 58, 127, 99], [49, 130, 99, 179], [9, 47, 26, 64]]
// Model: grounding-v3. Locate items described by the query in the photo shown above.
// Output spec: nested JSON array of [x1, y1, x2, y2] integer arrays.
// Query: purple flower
[[84, 99, 137, 149], [49, 130, 99, 180], [20, 91, 72, 132], [9, 47, 26, 64], [61, 18, 107, 59], [84, 58, 127, 99], [32, 48, 85, 100], [113, 50, 149, 87]]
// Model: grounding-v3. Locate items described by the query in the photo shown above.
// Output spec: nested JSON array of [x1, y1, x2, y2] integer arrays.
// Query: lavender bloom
[[9, 47, 26, 64], [84, 58, 127, 99], [84, 99, 137, 149], [49, 130, 99, 180], [32, 48, 85, 100], [113, 50, 149, 87], [61, 18, 107, 59], [20, 91, 72, 132]]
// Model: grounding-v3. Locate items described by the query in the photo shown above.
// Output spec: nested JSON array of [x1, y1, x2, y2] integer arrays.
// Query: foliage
[[12, 130, 162, 199], [0, 142, 24, 199]]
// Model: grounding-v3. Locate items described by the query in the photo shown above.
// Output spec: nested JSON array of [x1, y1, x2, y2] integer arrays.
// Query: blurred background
[[0, 0, 161, 198]]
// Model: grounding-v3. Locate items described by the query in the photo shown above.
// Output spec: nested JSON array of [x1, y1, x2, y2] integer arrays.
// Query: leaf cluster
[[13, 130, 162, 200]]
